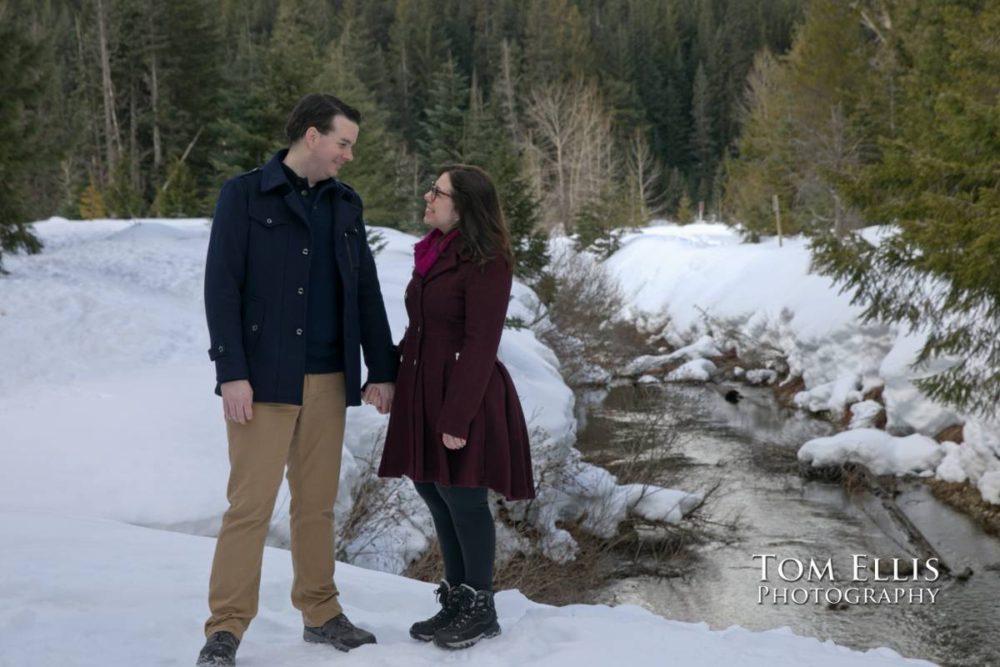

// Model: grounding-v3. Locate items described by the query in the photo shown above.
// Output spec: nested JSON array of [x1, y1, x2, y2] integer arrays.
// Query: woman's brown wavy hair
[[440, 164, 514, 270]]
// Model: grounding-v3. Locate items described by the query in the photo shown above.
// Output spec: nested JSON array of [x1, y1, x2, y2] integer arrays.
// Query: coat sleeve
[[437, 257, 512, 438], [204, 178, 251, 384], [356, 215, 399, 385]]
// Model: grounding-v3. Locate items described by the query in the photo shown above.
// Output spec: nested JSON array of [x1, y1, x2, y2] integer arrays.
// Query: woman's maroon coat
[[378, 239, 535, 500]]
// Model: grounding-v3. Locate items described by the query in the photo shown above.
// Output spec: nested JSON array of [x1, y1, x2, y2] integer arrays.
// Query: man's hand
[[221, 380, 254, 424], [442, 433, 467, 450], [363, 382, 395, 415]]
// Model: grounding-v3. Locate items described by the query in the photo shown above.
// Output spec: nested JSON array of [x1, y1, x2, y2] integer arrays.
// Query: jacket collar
[[421, 237, 464, 284], [260, 149, 361, 228], [260, 149, 292, 193], [260, 148, 349, 199]]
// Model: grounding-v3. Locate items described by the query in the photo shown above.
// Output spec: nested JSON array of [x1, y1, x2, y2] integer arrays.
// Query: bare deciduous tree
[[525, 79, 613, 231]]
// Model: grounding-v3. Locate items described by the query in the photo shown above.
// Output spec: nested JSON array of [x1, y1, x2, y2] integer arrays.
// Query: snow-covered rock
[[849, 400, 884, 430], [798, 429, 944, 476], [666, 358, 717, 382], [745, 368, 777, 386]]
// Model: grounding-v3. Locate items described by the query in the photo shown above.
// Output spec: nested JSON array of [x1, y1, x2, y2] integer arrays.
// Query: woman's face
[[423, 173, 460, 233]]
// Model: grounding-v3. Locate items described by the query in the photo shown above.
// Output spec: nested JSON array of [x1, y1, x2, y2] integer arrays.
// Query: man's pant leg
[[205, 403, 300, 639], [286, 373, 347, 627]]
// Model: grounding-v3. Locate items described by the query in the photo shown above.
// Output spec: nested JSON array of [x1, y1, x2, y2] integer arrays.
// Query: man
[[198, 93, 397, 666]]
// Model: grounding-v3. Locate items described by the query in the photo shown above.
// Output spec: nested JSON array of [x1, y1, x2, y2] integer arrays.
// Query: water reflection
[[575, 383, 999, 667]]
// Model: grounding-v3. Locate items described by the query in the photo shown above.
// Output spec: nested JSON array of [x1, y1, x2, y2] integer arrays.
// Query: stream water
[[574, 382, 1000, 667]]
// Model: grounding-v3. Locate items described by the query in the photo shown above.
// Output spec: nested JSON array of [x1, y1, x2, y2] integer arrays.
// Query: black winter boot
[[409, 581, 463, 641], [303, 613, 377, 651], [196, 631, 239, 666], [432, 584, 501, 649]]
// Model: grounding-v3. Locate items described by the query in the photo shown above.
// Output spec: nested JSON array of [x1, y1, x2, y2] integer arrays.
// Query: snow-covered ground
[[1, 217, 937, 666], [603, 221, 1000, 504], [0, 509, 931, 667], [0, 218, 699, 571]]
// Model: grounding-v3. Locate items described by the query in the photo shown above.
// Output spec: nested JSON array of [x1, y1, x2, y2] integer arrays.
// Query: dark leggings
[[413, 481, 496, 592]]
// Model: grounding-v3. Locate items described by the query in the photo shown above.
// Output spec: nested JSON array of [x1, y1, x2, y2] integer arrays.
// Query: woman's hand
[[363, 383, 395, 414], [442, 433, 467, 450]]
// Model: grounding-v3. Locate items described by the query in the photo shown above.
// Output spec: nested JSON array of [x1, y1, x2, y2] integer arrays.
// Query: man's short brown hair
[[285, 93, 361, 144]]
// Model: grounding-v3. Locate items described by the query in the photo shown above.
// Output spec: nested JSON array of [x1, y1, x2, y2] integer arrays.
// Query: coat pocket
[[248, 205, 292, 229], [243, 296, 265, 357], [344, 227, 360, 272]]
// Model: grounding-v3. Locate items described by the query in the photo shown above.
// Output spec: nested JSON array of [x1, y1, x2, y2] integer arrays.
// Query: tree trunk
[[151, 50, 162, 169], [75, 15, 105, 185], [96, 0, 121, 182]]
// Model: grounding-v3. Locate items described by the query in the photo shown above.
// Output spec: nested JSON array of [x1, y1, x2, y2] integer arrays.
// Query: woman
[[377, 164, 535, 650]]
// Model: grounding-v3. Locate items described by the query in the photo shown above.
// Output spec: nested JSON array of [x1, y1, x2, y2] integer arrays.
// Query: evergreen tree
[[263, 0, 324, 124], [0, 0, 53, 271], [315, 21, 410, 229], [690, 62, 716, 205], [78, 175, 108, 220], [462, 87, 547, 282], [725, 0, 878, 237], [812, 0, 1000, 415], [387, 0, 450, 146], [152, 158, 200, 217], [522, 0, 594, 86], [106, 155, 144, 218], [210, 0, 279, 180], [417, 57, 469, 175]]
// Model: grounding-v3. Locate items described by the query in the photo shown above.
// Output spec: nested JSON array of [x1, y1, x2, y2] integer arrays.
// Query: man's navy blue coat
[[204, 150, 397, 406]]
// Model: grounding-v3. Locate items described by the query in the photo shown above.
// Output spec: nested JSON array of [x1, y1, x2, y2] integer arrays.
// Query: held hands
[[363, 382, 395, 415], [442, 433, 467, 450], [221, 380, 254, 424]]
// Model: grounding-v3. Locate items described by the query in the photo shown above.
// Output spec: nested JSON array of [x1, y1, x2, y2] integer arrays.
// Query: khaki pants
[[205, 373, 347, 639]]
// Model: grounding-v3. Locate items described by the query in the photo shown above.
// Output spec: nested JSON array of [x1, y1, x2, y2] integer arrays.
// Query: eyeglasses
[[428, 182, 453, 201]]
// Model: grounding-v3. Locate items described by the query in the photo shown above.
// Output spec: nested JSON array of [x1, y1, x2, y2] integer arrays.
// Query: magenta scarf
[[414, 228, 460, 277]]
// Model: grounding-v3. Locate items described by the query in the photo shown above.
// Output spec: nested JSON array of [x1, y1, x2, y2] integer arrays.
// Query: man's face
[[310, 115, 359, 179]]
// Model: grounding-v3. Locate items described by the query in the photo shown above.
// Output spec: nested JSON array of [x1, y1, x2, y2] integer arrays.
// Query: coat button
[[300, 189, 308, 196], [302, 248, 309, 255], [413, 359, 417, 366], [297, 287, 304, 295], [251, 324, 258, 332], [266, 218, 273, 225], [217, 345, 224, 353], [296, 328, 303, 336]]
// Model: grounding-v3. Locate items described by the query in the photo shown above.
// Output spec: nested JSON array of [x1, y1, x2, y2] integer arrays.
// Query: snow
[[604, 221, 1000, 503], [798, 429, 944, 476], [746, 368, 778, 386], [666, 358, 717, 382], [0, 217, 939, 665], [0, 219, 705, 563], [623, 354, 675, 377], [849, 400, 884, 430], [0, 510, 932, 667], [793, 372, 864, 417], [621, 484, 703, 523], [937, 419, 1000, 503]]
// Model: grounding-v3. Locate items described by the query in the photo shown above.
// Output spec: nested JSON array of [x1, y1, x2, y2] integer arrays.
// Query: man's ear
[[304, 126, 318, 148]]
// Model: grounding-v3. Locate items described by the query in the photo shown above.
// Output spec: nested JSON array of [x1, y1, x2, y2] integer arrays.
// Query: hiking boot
[[303, 613, 377, 651], [433, 584, 501, 650], [409, 581, 463, 641], [196, 631, 239, 666]]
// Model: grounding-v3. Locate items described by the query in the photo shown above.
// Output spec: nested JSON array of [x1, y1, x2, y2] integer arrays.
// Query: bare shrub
[[536, 245, 648, 385]]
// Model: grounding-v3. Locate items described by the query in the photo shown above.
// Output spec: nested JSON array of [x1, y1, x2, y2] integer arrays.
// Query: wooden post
[[772, 194, 783, 247]]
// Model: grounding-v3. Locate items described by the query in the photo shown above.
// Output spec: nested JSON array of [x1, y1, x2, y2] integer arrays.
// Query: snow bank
[[798, 429, 944, 476], [603, 221, 998, 503], [0, 218, 698, 574]]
